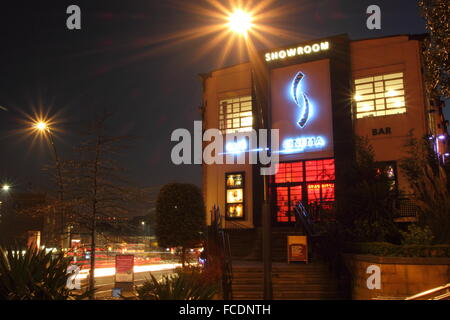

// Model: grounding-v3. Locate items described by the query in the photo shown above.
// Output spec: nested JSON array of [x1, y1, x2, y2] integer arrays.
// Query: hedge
[[343, 242, 450, 258]]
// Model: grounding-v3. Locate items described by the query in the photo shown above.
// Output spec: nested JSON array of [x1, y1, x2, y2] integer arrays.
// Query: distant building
[[0, 192, 47, 246]]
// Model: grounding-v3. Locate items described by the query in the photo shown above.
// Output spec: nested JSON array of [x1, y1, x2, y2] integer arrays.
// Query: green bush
[[155, 183, 206, 266], [400, 224, 434, 245], [136, 267, 218, 300], [344, 242, 450, 258], [0, 246, 90, 300], [349, 219, 399, 243]]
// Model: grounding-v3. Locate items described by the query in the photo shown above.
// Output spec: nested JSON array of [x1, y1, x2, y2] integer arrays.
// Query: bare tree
[[418, 0, 449, 99], [61, 112, 140, 298]]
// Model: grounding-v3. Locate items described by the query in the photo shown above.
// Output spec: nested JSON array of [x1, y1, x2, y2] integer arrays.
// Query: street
[[79, 268, 176, 299]]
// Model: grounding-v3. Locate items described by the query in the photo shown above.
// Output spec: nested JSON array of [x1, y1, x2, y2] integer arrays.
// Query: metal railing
[[405, 283, 450, 300], [208, 205, 233, 300], [220, 229, 233, 300]]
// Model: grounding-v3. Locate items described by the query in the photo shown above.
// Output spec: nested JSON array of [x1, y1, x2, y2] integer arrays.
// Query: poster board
[[115, 254, 134, 283], [287, 236, 308, 263]]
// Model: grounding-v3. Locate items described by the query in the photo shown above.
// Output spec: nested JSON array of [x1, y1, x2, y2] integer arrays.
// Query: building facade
[[200, 34, 447, 229]]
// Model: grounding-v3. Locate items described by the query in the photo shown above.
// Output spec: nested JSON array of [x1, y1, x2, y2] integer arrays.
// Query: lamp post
[[33, 120, 67, 250], [227, 9, 273, 300]]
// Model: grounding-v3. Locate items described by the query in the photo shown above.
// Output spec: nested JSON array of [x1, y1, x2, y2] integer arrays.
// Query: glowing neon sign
[[280, 136, 326, 154], [279, 71, 327, 154], [265, 41, 330, 62], [292, 72, 310, 128]]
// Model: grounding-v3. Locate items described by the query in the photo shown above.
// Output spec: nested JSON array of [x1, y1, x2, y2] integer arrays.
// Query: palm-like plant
[[136, 268, 217, 300], [0, 246, 90, 300]]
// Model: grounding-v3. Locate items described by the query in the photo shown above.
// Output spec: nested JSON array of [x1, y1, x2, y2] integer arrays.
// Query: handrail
[[293, 202, 315, 237], [405, 283, 450, 300], [220, 230, 233, 300], [209, 205, 233, 300], [226, 219, 249, 229]]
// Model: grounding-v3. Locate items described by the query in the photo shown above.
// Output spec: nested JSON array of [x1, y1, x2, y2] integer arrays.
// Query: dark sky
[[0, 0, 436, 192]]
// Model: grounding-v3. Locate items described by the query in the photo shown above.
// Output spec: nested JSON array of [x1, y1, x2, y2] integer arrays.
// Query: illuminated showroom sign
[[265, 41, 330, 62], [280, 136, 326, 154]]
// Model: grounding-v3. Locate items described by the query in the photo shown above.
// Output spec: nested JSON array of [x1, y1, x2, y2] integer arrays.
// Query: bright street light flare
[[228, 10, 253, 36], [34, 121, 49, 132], [2, 184, 11, 192]]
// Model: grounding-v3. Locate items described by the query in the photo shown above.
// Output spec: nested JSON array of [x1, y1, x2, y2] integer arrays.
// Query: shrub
[[337, 136, 400, 243], [155, 183, 206, 266], [344, 242, 450, 258], [0, 246, 90, 300], [349, 219, 399, 243], [400, 135, 450, 244], [136, 267, 218, 300], [400, 224, 434, 245]]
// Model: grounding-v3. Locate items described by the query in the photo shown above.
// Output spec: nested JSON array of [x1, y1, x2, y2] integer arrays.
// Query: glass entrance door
[[273, 159, 336, 225], [275, 186, 302, 223]]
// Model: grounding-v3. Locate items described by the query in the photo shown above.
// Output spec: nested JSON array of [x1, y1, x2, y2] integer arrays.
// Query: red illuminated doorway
[[273, 159, 336, 224]]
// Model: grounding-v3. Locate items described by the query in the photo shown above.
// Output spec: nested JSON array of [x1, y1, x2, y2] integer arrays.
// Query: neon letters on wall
[[265, 41, 330, 62], [281, 136, 326, 154]]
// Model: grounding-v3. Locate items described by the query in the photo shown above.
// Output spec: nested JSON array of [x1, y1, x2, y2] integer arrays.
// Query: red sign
[[115, 255, 134, 283]]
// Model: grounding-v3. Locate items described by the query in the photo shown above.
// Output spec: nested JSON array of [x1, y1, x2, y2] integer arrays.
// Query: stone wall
[[343, 254, 450, 300]]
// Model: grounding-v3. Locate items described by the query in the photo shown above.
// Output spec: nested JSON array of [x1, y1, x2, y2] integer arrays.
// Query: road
[[83, 269, 175, 298], [74, 263, 181, 299]]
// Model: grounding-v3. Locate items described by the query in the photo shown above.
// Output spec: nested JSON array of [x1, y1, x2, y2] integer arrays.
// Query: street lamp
[[32, 119, 67, 249], [228, 9, 253, 36], [226, 8, 272, 300], [35, 121, 48, 132], [2, 184, 10, 192]]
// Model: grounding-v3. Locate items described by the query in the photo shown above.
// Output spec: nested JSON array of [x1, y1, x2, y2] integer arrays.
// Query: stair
[[227, 228, 261, 260], [231, 262, 343, 300], [227, 227, 305, 262]]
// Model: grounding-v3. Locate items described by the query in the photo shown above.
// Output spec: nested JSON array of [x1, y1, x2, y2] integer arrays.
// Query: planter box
[[343, 254, 450, 300]]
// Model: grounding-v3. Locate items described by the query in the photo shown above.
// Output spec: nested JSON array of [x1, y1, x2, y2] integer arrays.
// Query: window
[[219, 96, 253, 134], [225, 173, 245, 219], [275, 162, 303, 183], [305, 159, 335, 181], [273, 159, 336, 223], [354, 72, 406, 119], [276, 186, 302, 223]]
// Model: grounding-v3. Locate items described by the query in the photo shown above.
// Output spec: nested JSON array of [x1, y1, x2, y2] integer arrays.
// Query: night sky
[[0, 0, 436, 192]]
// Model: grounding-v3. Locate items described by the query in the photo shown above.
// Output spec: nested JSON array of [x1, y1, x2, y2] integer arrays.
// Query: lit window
[[274, 159, 335, 223], [354, 72, 406, 119], [305, 159, 335, 182], [225, 173, 245, 219], [219, 96, 253, 134], [275, 162, 303, 183]]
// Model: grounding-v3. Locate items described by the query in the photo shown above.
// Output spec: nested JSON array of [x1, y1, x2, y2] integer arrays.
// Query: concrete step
[[231, 261, 343, 300]]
